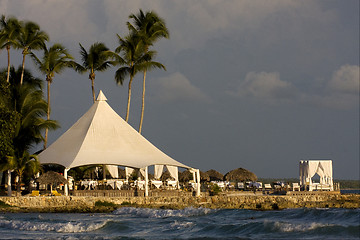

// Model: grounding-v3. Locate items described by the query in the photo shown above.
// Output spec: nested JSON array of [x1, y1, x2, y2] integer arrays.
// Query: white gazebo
[[299, 160, 334, 191], [38, 90, 201, 196]]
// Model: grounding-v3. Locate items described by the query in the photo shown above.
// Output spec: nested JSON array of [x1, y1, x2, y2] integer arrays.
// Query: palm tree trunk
[[17, 174, 22, 196], [20, 53, 26, 85], [125, 76, 133, 122], [89, 69, 96, 103], [139, 70, 147, 134], [6, 46, 10, 83], [7, 170, 11, 197], [44, 80, 51, 149], [91, 79, 96, 103]]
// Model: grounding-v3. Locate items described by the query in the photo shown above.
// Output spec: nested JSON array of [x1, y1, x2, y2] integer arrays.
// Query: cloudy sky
[[1, 0, 359, 179]]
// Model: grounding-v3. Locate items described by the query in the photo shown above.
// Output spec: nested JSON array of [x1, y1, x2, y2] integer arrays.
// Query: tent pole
[[103, 165, 106, 180], [7, 170, 12, 197], [64, 168, 68, 196], [145, 166, 149, 197], [196, 169, 201, 197]]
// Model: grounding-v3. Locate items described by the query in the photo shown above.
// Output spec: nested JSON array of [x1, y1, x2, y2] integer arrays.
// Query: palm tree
[[127, 10, 169, 133], [115, 33, 144, 122], [115, 33, 164, 123], [10, 78, 59, 155], [31, 43, 73, 148], [0, 15, 22, 83], [17, 21, 49, 85], [73, 42, 115, 103], [5, 151, 40, 194], [0, 67, 58, 195]]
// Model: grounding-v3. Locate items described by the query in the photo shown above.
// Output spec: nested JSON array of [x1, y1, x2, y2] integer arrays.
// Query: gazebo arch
[[299, 160, 333, 191]]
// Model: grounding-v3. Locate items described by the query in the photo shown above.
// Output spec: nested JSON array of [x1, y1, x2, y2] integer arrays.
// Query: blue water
[[341, 189, 360, 194], [0, 207, 359, 239]]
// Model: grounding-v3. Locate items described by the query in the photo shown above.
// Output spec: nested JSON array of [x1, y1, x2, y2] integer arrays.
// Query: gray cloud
[[152, 72, 211, 103], [0, 0, 358, 179], [312, 65, 360, 109], [328, 65, 359, 94], [230, 71, 298, 104]]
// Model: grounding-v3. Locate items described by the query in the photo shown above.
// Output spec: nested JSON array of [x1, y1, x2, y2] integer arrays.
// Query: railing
[[71, 189, 193, 197]]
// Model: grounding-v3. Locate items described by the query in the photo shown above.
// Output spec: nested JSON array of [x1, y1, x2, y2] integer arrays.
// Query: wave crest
[[0, 218, 107, 233], [113, 207, 214, 218]]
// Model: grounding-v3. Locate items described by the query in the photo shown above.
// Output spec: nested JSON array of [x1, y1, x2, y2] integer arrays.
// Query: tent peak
[[96, 90, 107, 101]]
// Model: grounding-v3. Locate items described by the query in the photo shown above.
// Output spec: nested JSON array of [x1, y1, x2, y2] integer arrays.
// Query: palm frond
[[115, 67, 130, 85]]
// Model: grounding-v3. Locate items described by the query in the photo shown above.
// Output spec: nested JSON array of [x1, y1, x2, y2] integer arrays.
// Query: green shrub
[[0, 200, 11, 208], [94, 200, 117, 207], [210, 184, 222, 196]]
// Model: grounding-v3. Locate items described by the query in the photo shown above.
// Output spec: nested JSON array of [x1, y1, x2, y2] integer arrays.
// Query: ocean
[[0, 207, 358, 240]]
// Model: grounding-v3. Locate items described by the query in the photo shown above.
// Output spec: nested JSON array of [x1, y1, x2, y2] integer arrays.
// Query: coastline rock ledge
[[0, 192, 358, 212]]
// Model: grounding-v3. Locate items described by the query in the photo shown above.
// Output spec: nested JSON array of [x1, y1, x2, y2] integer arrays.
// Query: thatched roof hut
[[224, 168, 257, 182], [37, 171, 68, 186], [37, 171, 68, 192], [206, 169, 224, 181], [179, 170, 209, 182], [200, 171, 210, 182], [179, 170, 192, 182]]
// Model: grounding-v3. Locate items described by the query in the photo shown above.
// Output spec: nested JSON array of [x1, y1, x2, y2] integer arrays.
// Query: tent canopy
[[38, 90, 190, 170]]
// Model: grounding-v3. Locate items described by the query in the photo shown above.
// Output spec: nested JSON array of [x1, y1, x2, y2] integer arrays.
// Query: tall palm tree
[[73, 42, 115, 103], [0, 15, 22, 83], [17, 21, 49, 85], [115, 34, 164, 122], [127, 10, 169, 133], [31, 43, 73, 148], [115, 33, 144, 122]]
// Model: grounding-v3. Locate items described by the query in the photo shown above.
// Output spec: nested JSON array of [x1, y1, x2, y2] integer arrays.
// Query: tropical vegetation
[[0, 10, 169, 194], [31, 43, 73, 148], [73, 42, 116, 103], [0, 67, 58, 194], [127, 9, 169, 133]]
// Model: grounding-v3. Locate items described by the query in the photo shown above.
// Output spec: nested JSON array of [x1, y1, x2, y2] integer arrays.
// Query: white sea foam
[[113, 207, 214, 218], [273, 221, 334, 232], [0, 218, 107, 233], [170, 220, 194, 229]]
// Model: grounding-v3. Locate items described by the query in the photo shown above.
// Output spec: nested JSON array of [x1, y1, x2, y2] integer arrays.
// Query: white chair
[[167, 180, 178, 189], [292, 182, 300, 191], [136, 180, 146, 190], [264, 184, 272, 190]]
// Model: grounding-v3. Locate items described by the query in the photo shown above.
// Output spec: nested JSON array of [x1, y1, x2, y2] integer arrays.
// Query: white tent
[[299, 160, 333, 191], [38, 91, 201, 196]]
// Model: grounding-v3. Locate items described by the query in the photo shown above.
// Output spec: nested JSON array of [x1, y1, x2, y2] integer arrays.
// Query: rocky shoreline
[[0, 192, 358, 213]]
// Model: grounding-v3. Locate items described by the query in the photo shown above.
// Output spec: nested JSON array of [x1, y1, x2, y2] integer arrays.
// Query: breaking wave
[[0, 217, 107, 233], [0, 208, 358, 239], [112, 206, 214, 218]]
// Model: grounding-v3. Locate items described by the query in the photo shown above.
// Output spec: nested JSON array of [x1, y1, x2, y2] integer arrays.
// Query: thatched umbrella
[[179, 170, 193, 182], [37, 171, 68, 192], [200, 171, 210, 182], [224, 168, 257, 182], [206, 169, 224, 181]]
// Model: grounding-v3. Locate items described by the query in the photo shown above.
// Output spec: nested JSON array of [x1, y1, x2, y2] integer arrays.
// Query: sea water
[[0, 207, 358, 239]]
